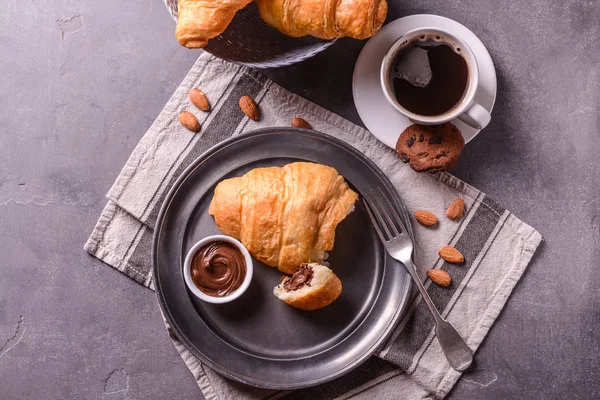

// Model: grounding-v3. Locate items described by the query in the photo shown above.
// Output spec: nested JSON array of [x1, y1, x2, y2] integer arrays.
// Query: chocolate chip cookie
[[395, 123, 464, 173]]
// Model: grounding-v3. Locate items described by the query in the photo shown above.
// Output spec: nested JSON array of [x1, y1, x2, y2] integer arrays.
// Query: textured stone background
[[1, 0, 599, 399]]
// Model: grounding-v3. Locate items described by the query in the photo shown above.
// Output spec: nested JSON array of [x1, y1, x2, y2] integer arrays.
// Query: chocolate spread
[[283, 264, 314, 292], [191, 241, 246, 297]]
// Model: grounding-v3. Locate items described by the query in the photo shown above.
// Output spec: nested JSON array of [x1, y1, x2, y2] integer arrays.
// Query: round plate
[[353, 14, 498, 148], [153, 128, 413, 389], [163, 0, 335, 68]]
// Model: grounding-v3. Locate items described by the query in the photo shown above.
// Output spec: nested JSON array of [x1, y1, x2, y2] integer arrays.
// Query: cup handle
[[457, 103, 491, 130]]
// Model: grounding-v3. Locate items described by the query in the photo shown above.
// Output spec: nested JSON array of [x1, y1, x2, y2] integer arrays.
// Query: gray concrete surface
[[0, 0, 598, 399]]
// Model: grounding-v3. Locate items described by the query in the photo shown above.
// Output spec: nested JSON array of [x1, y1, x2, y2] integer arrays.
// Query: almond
[[427, 269, 451, 287], [189, 88, 210, 111], [439, 245, 464, 264], [414, 210, 438, 227], [239, 95, 259, 121], [291, 117, 312, 130], [167, 327, 178, 341], [178, 111, 200, 132], [446, 197, 465, 220]]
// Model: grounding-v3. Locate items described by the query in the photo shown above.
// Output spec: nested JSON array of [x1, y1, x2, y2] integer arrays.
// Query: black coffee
[[392, 38, 469, 116]]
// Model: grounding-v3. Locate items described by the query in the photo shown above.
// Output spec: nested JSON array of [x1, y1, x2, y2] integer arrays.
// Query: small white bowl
[[183, 235, 253, 304]]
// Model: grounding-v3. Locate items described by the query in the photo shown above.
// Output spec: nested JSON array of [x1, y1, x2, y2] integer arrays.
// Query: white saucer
[[353, 14, 497, 148]]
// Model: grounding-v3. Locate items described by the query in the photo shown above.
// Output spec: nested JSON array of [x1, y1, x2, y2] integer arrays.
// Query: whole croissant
[[176, 0, 252, 48], [255, 0, 388, 40], [208, 162, 358, 274]]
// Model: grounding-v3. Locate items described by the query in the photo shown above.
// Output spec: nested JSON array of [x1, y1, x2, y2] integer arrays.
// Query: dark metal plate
[[153, 128, 413, 389], [164, 1, 335, 68]]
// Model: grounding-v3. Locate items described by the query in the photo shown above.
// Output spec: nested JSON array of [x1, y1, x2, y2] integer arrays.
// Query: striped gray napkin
[[85, 52, 541, 400]]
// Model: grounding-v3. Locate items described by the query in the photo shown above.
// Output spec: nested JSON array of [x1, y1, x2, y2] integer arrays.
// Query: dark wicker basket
[[164, 0, 335, 68]]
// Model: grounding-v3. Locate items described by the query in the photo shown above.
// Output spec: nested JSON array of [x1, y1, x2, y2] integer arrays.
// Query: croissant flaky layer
[[255, 0, 388, 39], [208, 162, 358, 274], [176, 0, 252, 48]]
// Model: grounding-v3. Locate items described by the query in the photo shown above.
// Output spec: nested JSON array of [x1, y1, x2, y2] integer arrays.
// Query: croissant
[[255, 0, 388, 40], [176, 0, 252, 48], [273, 263, 342, 310], [208, 162, 358, 274]]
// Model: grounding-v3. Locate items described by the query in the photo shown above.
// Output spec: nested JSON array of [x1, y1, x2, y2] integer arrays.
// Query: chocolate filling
[[283, 264, 314, 292]]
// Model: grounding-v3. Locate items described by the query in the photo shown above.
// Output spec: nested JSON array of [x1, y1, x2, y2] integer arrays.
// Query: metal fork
[[363, 188, 473, 372]]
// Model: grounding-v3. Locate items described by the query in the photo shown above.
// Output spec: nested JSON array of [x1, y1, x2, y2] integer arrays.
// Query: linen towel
[[85, 52, 542, 400]]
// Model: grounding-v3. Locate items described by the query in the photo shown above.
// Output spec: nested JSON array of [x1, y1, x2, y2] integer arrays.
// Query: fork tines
[[363, 187, 407, 241]]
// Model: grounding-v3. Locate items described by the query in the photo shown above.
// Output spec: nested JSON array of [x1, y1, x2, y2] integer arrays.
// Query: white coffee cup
[[381, 28, 491, 129]]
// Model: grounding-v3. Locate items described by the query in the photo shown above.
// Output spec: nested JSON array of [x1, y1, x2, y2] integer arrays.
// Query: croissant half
[[208, 162, 358, 274], [176, 0, 252, 48], [274, 263, 342, 310], [255, 0, 388, 40]]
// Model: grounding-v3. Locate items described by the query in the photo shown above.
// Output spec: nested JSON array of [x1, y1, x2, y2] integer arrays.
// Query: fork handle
[[402, 258, 473, 372]]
